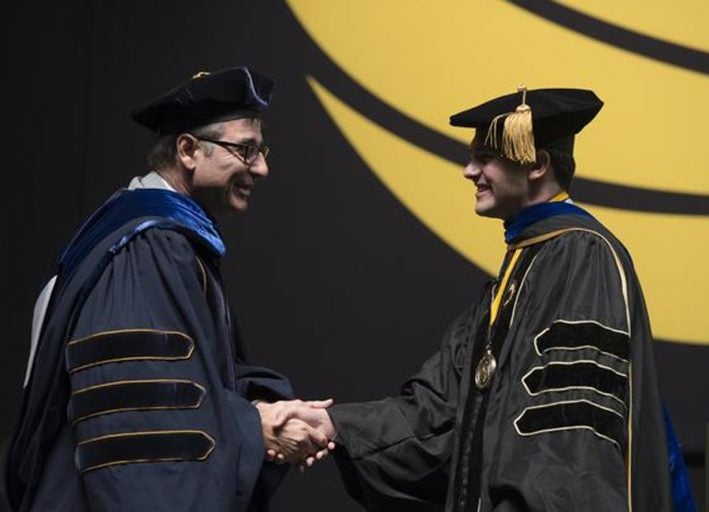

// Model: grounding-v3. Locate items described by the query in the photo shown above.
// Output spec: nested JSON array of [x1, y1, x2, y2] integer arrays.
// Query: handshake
[[254, 398, 337, 471]]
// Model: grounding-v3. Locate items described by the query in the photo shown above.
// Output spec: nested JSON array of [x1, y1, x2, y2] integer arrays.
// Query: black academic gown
[[4, 188, 292, 512], [329, 212, 673, 512]]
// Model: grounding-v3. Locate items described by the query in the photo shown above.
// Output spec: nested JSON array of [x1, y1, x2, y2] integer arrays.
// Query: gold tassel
[[484, 86, 536, 164], [502, 86, 535, 164], [484, 113, 503, 151]]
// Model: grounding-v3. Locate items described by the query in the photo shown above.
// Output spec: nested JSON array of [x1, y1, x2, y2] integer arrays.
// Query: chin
[[227, 194, 249, 213], [475, 204, 506, 220], [475, 201, 495, 218]]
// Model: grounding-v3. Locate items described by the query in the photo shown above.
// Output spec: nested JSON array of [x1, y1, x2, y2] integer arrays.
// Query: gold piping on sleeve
[[521, 360, 628, 408], [513, 399, 624, 449], [66, 328, 195, 374], [78, 429, 216, 473], [533, 319, 630, 364], [512, 225, 633, 504], [67, 328, 193, 346], [70, 379, 206, 425]]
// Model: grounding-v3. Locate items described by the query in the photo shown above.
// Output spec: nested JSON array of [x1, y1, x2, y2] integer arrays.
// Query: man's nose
[[249, 154, 269, 178], [463, 161, 479, 180]]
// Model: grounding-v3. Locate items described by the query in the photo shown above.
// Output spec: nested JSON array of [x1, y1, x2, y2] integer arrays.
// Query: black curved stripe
[[288, 8, 709, 215], [507, 0, 709, 75], [69, 380, 206, 424], [536, 321, 629, 360], [515, 400, 625, 447], [77, 430, 215, 473], [523, 362, 627, 403], [66, 329, 194, 373], [570, 179, 709, 215]]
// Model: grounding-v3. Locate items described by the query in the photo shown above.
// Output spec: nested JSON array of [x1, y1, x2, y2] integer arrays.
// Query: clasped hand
[[255, 399, 337, 471]]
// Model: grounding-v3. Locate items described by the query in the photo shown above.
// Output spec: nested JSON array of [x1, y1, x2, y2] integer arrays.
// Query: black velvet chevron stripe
[[69, 380, 206, 424], [77, 430, 215, 473], [536, 322, 629, 360], [66, 330, 194, 372], [516, 401, 625, 448], [523, 362, 627, 403]]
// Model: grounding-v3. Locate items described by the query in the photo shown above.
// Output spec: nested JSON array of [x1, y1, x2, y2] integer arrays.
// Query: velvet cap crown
[[449, 88, 603, 158], [130, 66, 274, 134]]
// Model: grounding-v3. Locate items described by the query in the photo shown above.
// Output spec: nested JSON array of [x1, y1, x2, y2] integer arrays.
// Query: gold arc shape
[[287, 0, 709, 194], [288, 1, 709, 345], [307, 77, 709, 345]]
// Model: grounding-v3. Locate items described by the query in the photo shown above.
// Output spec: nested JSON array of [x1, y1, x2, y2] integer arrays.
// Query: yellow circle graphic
[[288, 1, 709, 345]]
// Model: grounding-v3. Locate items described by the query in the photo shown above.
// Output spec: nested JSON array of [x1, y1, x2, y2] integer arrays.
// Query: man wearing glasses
[[4, 67, 332, 512]]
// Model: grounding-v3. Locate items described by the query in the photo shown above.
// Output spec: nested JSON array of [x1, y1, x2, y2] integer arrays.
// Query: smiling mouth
[[235, 184, 252, 197], [476, 184, 491, 196]]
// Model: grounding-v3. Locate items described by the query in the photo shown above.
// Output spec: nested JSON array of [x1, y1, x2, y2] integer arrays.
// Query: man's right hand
[[255, 399, 336, 468]]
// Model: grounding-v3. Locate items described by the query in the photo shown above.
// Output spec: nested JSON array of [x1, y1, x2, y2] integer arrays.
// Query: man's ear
[[529, 149, 551, 181], [176, 133, 201, 171]]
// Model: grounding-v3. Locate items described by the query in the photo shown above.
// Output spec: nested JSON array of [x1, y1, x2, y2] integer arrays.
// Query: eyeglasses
[[193, 136, 269, 164]]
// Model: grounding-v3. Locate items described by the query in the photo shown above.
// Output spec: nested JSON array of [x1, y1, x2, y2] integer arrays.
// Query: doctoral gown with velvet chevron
[[329, 211, 673, 512], [5, 188, 292, 512]]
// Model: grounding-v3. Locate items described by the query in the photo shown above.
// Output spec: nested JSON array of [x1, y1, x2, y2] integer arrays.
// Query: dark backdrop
[[1, 2, 705, 510]]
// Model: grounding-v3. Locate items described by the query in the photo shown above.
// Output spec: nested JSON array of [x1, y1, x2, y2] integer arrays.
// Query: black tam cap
[[450, 87, 603, 164], [130, 66, 274, 134]]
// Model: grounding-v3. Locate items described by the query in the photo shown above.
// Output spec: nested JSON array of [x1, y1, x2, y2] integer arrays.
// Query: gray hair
[[146, 122, 225, 170]]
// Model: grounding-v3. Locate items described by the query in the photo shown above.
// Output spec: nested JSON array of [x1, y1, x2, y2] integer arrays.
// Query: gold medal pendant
[[475, 349, 497, 389]]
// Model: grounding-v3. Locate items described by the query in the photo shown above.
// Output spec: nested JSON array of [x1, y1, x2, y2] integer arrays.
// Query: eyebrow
[[228, 136, 262, 145]]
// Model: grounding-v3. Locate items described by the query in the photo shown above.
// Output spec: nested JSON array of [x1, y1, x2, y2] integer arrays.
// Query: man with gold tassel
[[279, 87, 695, 511]]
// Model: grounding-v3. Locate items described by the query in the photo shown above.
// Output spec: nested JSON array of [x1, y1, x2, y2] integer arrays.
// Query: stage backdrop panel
[[2, 2, 706, 510]]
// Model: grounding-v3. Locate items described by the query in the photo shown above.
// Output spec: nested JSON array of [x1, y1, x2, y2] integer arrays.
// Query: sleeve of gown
[[487, 230, 646, 511], [235, 362, 294, 511], [328, 308, 475, 512], [62, 228, 280, 511], [235, 364, 294, 403]]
